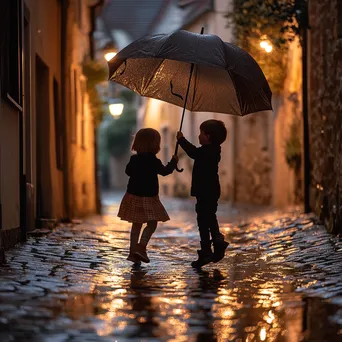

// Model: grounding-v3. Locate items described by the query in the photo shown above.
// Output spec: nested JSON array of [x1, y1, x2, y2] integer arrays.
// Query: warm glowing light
[[266, 310, 275, 324], [260, 39, 273, 53], [109, 103, 124, 117], [260, 327, 267, 341], [265, 44, 273, 53], [104, 52, 117, 61], [222, 308, 235, 318], [260, 41, 268, 49]]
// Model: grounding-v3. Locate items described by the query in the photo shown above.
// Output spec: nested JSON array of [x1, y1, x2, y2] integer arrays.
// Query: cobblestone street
[[1, 193, 342, 341]]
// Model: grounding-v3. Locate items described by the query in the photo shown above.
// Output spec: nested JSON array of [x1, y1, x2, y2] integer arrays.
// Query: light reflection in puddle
[[42, 261, 342, 341], [3, 198, 342, 341]]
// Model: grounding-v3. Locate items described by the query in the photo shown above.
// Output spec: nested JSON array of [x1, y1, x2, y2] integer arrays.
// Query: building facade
[[0, 0, 98, 260]]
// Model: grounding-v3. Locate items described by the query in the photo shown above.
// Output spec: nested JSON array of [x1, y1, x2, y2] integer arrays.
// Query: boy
[[176, 119, 229, 268]]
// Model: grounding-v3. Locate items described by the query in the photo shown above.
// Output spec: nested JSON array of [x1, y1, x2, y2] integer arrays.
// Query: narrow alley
[[1, 194, 342, 341]]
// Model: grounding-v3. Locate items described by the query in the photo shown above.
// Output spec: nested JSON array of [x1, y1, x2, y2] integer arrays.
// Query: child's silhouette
[[118, 128, 178, 264], [177, 120, 229, 267]]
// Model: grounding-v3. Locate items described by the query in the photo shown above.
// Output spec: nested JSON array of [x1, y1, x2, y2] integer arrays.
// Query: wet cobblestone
[[1, 193, 342, 341]]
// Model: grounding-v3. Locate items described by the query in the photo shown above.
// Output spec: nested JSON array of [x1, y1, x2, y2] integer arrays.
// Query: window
[[80, 77, 87, 149], [53, 78, 63, 170], [1, 0, 23, 109], [162, 126, 170, 162], [71, 67, 78, 143], [190, 111, 196, 142]]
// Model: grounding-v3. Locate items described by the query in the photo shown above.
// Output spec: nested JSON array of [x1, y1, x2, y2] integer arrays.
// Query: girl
[[118, 128, 178, 264]]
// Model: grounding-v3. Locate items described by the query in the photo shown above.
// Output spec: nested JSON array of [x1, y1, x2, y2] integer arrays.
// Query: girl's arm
[[157, 157, 177, 176], [177, 137, 198, 159], [125, 156, 136, 176]]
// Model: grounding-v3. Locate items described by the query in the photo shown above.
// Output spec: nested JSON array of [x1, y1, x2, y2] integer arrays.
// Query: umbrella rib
[[226, 68, 243, 114], [190, 64, 198, 111], [141, 58, 165, 95]]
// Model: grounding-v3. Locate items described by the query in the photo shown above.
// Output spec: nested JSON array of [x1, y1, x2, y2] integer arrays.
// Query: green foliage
[[82, 59, 108, 89], [228, 0, 307, 48], [82, 59, 108, 126], [285, 120, 301, 170], [120, 89, 136, 103], [227, 0, 308, 94], [82, 59, 137, 158]]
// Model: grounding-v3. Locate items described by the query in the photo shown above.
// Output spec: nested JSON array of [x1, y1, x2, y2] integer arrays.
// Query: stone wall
[[234, 112, 273, 205], [234, 39, 303, 208], [309, 0, 342, 232]]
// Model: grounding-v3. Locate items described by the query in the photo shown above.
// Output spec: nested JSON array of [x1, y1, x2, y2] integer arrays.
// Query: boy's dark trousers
[[195, 197, 223, 252]]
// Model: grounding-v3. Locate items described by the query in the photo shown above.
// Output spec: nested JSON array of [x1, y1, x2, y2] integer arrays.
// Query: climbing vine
[[226, 0, 308, 94]]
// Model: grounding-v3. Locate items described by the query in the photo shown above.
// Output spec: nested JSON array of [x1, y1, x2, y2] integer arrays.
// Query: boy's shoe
[[191, 250, 213, 268], [127, 253, 142, 266], [212, 238, 229, 263], [133, 243, 150, 263]]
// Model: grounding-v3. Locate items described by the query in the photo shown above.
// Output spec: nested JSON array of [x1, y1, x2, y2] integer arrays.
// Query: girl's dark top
[[178, 137, 221, 199], [125, 153, 177, 197]]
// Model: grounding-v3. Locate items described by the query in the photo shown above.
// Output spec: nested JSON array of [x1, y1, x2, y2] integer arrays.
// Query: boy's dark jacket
[[125, 153, 176, 197], [178, 137, 221, 199]]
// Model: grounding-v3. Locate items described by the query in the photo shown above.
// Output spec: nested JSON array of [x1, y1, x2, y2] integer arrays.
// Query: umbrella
[[108, 28, 272, 171]]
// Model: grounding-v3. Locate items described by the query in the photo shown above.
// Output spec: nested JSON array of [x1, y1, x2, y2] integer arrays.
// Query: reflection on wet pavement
[[1, 193, 342, 341]]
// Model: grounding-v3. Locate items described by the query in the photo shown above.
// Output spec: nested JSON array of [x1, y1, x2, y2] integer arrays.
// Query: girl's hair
[[131, 128, 161, 154]]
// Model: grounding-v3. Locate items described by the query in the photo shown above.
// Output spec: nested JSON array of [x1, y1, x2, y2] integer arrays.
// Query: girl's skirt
[[118, 192, 170, 223]]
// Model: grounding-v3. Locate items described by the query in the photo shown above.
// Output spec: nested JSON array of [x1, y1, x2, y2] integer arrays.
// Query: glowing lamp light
[[260, 39, 273, 53], [265, 44, 273, 53], [260, 41, 268, 49], [109, 103, 124, 117], [104, 52, 117, 62]]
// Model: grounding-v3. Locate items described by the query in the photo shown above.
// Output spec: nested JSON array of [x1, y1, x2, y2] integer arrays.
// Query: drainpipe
[[0, 73, 4, 264], [301, 4, 311, 213], [61, 0, 71, 220]]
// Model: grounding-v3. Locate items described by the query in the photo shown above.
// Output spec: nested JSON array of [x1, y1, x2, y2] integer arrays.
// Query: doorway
[[35, 55, 52, 220]]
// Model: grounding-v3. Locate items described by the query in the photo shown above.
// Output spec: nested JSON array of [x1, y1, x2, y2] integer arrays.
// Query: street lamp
[[104, 52, 116, 62], [109, 102, 124, 117], [102, 41, 117, 62], [260, 37, 273, 53]]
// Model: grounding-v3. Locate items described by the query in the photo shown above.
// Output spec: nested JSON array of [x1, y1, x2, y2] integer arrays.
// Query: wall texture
[[309, 0, 342, 232]]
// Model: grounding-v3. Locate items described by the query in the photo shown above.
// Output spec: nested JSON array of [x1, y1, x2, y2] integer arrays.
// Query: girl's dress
[[118, 152, 176, 223]]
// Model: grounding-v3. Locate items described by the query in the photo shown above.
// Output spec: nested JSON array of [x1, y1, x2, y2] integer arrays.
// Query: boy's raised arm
[[177, 132, 198, 159]]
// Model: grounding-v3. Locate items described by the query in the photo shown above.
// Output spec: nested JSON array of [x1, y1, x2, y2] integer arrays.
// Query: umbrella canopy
[[108, 30, 272, 116]]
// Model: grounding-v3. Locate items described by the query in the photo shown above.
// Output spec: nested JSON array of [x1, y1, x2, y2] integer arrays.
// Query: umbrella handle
[[176, 165, 184, 173], [174, 142, 184, 172]]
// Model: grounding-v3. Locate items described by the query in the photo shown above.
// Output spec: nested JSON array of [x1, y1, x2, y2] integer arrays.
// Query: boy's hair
[[200, 119, 227, 145], [132, 128, 161, 154]]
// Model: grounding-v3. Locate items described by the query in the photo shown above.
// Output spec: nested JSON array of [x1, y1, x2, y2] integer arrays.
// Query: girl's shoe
[[191, 250, 213, 268], [133, 243, 150, 263], [127, 253, 142, 265], [212, 238, 229, 263]]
